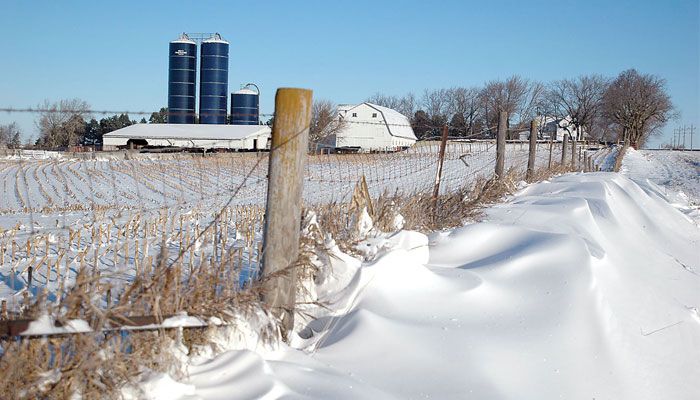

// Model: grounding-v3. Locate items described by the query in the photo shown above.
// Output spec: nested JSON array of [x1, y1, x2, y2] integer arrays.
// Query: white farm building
[[321, 103, 417, 152], [102, 124, 271, 151]]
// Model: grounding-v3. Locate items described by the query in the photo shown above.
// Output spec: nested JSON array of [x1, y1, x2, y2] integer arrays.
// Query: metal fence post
[[261, 88, 312, 338], [495, 111, 507, 179], [526, 120, 537, 181]]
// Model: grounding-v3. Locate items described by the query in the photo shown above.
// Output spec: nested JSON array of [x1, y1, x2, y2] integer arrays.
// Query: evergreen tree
[[149, 107, 168, 123], [412, 110, 431, 139], [83, 118, 101, 145]]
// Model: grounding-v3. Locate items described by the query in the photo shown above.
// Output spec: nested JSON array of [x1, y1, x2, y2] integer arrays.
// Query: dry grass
[[0, 249, 279, 399]]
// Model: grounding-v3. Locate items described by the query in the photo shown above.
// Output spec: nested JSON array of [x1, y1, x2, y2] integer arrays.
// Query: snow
[[134, 172, 700, 399], [20, 313, 91, 335], [622, 149, 700, 205], [102, 123, 270, 141]]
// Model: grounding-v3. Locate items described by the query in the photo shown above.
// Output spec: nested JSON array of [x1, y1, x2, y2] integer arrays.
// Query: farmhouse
[[321, 103, 417, 151], [519, 115, 590, 141], [102, 123, 271, 151]]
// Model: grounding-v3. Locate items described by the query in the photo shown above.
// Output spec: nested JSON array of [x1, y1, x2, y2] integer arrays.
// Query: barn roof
[[103, 124, 270, 141], [342, 102, 417, 141]]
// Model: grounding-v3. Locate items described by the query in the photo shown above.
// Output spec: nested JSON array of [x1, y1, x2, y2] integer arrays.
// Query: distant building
[[321, 103, 417, 151], [517, 116, 590, 141], [102, 123, 270, 151], [539, 116, 588, 141]]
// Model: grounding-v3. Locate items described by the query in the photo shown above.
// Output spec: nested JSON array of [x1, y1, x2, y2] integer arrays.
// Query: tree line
[[13, 102, 170, 149], [312, 68, 674, 148], [3, 68, 674, 150]]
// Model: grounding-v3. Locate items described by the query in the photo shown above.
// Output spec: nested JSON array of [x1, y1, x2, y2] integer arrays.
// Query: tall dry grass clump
[[0, 250, 280, 399]]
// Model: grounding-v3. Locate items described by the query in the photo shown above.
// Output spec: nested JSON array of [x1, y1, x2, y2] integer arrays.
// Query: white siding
[[327, 103, 416, 151]]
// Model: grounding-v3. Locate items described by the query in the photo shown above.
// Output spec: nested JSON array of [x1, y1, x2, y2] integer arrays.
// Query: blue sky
[[0, 0, 697, 147]]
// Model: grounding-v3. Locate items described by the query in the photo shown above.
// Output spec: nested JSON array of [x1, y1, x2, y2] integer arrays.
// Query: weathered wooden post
[[261, 88, 312, 339], [571, 138, 577, 170], [432, 125, 449, 199], [526, 120, 537, 181], [547, 136, 553, 169], [495, 111, 507, 179], [561, 135, 569, 167]]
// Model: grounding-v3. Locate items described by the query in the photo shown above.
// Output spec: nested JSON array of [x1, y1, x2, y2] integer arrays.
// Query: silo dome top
[[171, 33, 195, 44], [203, 33, 229, 44], [234, 88, 258, 95]]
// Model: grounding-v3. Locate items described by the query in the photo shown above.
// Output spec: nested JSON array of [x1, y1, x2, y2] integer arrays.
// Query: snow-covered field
[[1, 142, 588, 314], [622, 149, 700, 205], [129, 171, 700, 400]]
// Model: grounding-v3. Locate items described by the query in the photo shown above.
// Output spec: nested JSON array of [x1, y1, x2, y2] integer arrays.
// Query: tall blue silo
[[168, 33, 197, 124], [199, 33, 229, 124], [231, 84, 260, 125]]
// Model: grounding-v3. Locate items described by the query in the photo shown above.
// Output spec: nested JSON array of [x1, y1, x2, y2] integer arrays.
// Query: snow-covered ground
[[622, 149, 700, 206], [135, 172, 700, 399]]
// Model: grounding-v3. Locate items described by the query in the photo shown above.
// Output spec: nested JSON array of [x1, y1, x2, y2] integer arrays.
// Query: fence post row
[[526, 119, 537, 182], [261, 88, 312, 339], [561, 134, 569, 166], [495, 111, 507, 179]]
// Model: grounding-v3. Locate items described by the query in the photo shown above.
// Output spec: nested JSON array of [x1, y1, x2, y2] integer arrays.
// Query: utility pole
[[671, 128, 676, 149], [690, 125, 696, 151], [682, 125, 687, 149]]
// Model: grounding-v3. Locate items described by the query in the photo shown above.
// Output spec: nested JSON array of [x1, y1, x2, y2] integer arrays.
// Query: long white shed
[[102, 124, 271, 151]]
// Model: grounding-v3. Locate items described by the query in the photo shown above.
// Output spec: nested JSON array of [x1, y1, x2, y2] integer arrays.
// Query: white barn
[[321, 103, 417, 151], [102, 124, 271, 151]]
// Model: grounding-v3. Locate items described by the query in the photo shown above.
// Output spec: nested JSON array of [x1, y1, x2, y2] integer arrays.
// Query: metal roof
[[103, 124, 270, 141]]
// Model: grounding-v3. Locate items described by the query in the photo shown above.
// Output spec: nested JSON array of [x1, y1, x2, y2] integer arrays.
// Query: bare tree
[[367, 92, 417, 122], [422, 88, 450, 120], [447, 87, 481, 137], [546, 75, 608, 140], [35, 98, 91, 148], [309, 99, 347, 143], [479, 75, 537, 138], [0, 122, 22, 149], [602, 69, 674, 148]]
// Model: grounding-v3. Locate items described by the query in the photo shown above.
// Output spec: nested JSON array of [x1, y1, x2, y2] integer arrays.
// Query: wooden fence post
[[432, 125, 449, 199], [571, 138, 577, 170], [548, 136, 553, 169], [495, 111, 507, 179], [261, 88, 312, 339], [561, 135, 569, 167], [526, 120, 537, 181]]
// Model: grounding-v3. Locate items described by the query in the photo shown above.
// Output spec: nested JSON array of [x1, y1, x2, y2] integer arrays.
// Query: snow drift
[[144, 172, 700, 400]]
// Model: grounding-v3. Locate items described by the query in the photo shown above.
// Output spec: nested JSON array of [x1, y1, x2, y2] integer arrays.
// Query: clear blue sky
[[0, 0, 697, 148]]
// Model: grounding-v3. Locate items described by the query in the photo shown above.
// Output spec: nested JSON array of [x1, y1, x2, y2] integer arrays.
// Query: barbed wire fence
[[0, 102, 614, 339]]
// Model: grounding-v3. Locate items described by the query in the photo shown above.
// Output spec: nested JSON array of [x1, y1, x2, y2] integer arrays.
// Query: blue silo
[[199, 33, 229, 124], [168, 33, 197, 124], [231, 84, 260, 125]]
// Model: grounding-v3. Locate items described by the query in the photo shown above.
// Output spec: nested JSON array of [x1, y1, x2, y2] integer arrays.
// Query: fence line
[[0, 105, 614, 339]]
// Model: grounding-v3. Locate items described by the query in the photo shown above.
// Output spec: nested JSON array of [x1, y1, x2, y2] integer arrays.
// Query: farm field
[[0, 141, 591, 317]]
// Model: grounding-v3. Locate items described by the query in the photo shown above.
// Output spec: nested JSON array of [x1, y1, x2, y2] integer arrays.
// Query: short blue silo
[[168, 33, 197, 124], [199, 33, 229, 124], [231, 85, 260, 125]]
